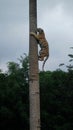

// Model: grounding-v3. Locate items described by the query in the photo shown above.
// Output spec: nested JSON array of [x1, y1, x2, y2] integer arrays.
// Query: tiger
[[30, 28, 49, 71]]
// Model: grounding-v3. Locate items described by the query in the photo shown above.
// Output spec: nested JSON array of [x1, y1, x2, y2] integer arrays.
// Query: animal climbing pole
[[29, 0, 41, 130]]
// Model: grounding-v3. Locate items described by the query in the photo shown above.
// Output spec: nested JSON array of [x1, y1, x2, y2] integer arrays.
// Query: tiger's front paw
[[30, 32, 34, 35]]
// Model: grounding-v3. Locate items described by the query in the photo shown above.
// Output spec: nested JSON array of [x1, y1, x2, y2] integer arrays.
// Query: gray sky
[[0, 0, 73, 72]]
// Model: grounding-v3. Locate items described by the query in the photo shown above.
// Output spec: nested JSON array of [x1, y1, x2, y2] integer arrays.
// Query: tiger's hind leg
[[38, 56, 44, 61], [38, 50, 44, 61]]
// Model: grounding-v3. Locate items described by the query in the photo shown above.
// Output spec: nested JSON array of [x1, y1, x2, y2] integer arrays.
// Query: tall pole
[[29, 0, 41, 130]]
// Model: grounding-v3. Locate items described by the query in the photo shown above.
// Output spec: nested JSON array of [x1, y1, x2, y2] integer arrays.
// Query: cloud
[[0, 0, 73, 72], [37, 0, 73, 71], [0, 0, 29, 62]]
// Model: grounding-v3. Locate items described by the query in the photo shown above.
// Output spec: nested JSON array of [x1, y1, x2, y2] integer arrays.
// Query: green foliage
[[40, 70, 73, 130], [67, 47, 73, 70], [0, 55, 29, 130], [0, 54, 73, 129], [59, 46, 73, 71]]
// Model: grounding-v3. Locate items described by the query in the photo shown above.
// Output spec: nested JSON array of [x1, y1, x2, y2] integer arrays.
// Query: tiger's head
[[37, 28, 44, 34]]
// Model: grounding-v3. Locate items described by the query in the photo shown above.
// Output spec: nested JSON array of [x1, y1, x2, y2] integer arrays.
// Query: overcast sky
[[0, 0, 73, 72]]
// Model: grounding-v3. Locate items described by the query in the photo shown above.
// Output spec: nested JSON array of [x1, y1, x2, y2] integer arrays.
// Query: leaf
[[69, 59, 73, 62], [70, 47, 73, 49], [68, 54, 73, 58], [59, 63, 64, 67], [66, 65, 73, 69]]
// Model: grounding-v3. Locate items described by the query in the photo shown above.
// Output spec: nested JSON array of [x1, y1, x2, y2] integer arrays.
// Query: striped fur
[[30, 28, 49, 71]]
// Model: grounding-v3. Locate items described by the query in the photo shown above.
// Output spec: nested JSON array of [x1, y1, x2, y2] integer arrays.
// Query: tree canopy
[[0, 54, 73, 129]]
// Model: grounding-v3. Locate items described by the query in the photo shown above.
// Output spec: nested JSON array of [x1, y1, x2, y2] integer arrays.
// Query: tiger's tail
[[42, 55, 49, 71]]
